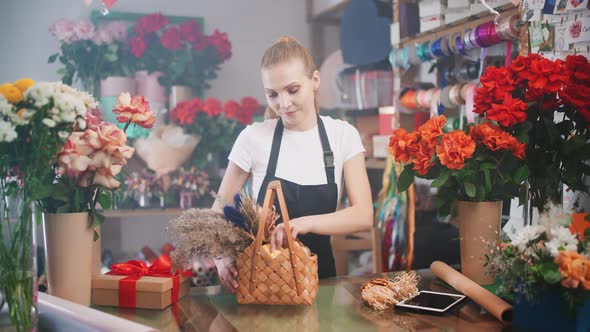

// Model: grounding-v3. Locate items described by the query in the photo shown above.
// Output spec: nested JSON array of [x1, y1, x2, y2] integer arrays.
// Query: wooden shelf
[[101, 208, 184, 218], [397, 3, 519, 47]]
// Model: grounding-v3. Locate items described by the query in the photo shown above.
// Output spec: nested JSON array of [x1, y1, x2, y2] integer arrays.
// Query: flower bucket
[[42, 212, 93, 306], [456, 200, 501, 285], [513, 288, 590, 332]]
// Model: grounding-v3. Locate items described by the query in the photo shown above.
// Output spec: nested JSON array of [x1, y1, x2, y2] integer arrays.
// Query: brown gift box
[[92, 274, 190, 310]]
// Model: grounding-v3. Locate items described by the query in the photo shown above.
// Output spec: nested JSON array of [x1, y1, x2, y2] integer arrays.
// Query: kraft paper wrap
[[430, 261, 512, 323]]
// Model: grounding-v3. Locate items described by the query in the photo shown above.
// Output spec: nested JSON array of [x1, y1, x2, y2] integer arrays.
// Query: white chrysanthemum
[[42, 118, 56, 128], [53, 92, 86, 122], [24, 82, 57, 108], [58, 131, 70, 140], [6, 108, 35, 126], [0, 95, 12, 115], [59, 110, 77, 123], [545, 226, 579, 257], [0, 119, 17, 142], [511, 225, 546, 252], [77, 118, 87, 130], [54, 82, 96, 112]]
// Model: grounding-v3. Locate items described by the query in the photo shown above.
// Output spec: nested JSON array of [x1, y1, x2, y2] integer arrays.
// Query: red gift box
[[92, 255, 191, 310]]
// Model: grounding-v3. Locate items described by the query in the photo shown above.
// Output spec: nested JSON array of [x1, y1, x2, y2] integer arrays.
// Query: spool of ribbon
[[106, 254, 193, 308], [465, 84, 477, 123], [429, 89, 441, 118], [440, 86, 455, 109], [468, 28, 482, 49], [440, 35, 452, 56], [406, 44, 422, 65], [497, 13, 519, 40], [416, 42, 433, 62], [449, 84, 464, 106], [400, 89, 418, 109], [430, 38, 445, 58], [458, 60, 480, 82]]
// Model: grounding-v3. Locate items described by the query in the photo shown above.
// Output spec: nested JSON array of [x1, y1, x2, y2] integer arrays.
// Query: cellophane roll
[[430, 261, 512, 323]]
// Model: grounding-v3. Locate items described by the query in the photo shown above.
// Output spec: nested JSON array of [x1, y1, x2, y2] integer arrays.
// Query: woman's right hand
[[213, 256, 238, 294]]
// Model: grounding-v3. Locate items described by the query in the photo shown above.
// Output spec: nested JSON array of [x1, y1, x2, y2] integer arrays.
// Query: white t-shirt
[[228, 115, 365, 206]]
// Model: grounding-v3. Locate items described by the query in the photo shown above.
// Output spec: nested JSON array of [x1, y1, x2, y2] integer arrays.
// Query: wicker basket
[[236, 180, 319, 305]]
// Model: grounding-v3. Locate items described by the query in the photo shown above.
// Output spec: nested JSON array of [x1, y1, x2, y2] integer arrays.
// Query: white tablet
[[395, 290, 466, 313]]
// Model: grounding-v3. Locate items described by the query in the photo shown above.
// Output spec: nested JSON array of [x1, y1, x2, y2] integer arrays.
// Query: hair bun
[[276, 35, 298, 44]]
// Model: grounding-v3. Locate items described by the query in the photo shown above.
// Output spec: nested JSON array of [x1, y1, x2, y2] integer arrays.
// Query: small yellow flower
[[13, 78, 35, 92], [0, 83, 23, 104]]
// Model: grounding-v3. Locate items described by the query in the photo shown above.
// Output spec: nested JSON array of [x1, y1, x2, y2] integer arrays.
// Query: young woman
[[213, 36, 373, 293]]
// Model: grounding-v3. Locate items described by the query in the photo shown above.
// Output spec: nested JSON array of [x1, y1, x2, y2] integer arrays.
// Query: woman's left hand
[[269, 216, 313, 251]]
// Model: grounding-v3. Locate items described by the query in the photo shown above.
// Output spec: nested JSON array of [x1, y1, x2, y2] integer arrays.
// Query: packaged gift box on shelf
[[92, 255, 191, 310]]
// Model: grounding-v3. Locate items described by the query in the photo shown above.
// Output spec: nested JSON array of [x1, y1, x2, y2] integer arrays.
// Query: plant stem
[[123, 120, 132, 132]]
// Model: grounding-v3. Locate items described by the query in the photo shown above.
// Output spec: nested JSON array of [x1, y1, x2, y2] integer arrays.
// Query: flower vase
[[513, 287, 590, 332], [0, 201, 38, 332], [42, 212, 93, 306], [99, 76, 137, 139], [169, 85, 192, 110], [135, 71, 167, 136], [456, 200, 502, 285]]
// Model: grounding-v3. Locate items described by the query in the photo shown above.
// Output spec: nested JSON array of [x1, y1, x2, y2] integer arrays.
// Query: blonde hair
[[261, 36, 319, 119]]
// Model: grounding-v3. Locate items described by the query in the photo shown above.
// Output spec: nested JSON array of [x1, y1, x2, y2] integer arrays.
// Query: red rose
[[240, 97, 260, 115], [161, 26, 183, 51], [435, 130, 476, 170], [208, 30, 232, 62], [170, 100, 199, 125], [566, 55, 590, 84], [223, 100, 240, 118], [485, 95, 528, 128], [130, 36, 146, 58], [518, 57, 569, 94], [412, 140, 435, 175], [202, 97, 222, 117], [135, 13, 168, 35], [180, 20, 203, 44]]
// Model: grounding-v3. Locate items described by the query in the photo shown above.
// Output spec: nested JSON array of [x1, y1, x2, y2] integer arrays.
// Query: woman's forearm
[[298, 203, 373, 236]]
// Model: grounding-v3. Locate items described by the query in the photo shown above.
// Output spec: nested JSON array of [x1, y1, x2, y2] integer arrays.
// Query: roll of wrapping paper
[[430, 261, 512, 323]]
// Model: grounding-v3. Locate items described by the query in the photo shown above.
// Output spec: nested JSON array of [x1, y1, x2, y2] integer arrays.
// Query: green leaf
[[48, 53, 58, 63], [397, 167, 415, 192], [431, 171, 449, 188], [30, 183, 53, 201], [480, 162, 497, 170], [464, 182, 476, 198], [585, 214, 590, 222], [513, 165, 530, 184], [541, 262, 562, 285], [94, 230, 99, 242], [98, 191, 112, 210]]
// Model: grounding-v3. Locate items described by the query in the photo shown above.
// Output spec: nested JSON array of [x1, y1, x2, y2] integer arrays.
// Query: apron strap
[[317, 116, 335, 184], [266, 116, 335, 184], [266, 119, 284, 177]]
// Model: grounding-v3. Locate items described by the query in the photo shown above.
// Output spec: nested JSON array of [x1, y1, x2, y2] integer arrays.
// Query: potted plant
[[473, 54, 590, 221], [34, 91, 155, 306], [389, 115, 528, 284]]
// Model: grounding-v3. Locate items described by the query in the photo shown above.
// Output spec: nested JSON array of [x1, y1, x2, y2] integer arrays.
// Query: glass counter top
[[93, 270, 507, 332]]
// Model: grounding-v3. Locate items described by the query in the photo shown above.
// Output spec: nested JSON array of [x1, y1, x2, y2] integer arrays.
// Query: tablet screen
[[402, 291, 463, 310]]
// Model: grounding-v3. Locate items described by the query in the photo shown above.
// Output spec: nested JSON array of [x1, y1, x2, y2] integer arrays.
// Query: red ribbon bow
[[106, 254, 192, 308]]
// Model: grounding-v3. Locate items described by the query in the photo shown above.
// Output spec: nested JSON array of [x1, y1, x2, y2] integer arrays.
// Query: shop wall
[[0, 0, 311, 102]]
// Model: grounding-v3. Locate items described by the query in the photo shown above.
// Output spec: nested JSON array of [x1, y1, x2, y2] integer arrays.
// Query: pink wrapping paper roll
[[430, 261, 512, 323]]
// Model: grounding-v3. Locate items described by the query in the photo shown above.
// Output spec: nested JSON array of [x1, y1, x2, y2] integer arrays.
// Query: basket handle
[[249, 180, 303, 295]]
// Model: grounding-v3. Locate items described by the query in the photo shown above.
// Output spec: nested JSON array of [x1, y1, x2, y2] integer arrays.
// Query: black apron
[[256, 116, 338, 279]]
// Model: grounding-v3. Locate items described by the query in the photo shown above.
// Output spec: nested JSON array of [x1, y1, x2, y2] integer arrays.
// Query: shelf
[[101, 208, 184, 218], [397, 3, 519, 47]]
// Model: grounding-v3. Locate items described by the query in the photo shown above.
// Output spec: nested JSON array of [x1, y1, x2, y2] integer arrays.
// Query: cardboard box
[[372, 135, 391, 159], [420, 15, 443, 32], [92, 274, 190, 310]]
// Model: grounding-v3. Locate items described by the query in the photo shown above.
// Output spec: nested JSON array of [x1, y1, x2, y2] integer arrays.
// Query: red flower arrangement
[[389, 115, 527, 215], [169, 96, 260, 167], [473, 54, 590, 213], [128, 13, 232, 96]]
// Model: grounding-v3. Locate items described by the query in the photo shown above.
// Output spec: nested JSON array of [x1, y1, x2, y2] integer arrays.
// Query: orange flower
[[412, 140, 434, 175], [389, 128, 419, 162], [436, 130, 476, 170], [470, 122, 527, 159], [417, 115, 446, 146], [555, 251, 590, 291], [113, 92, 156, 128]]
